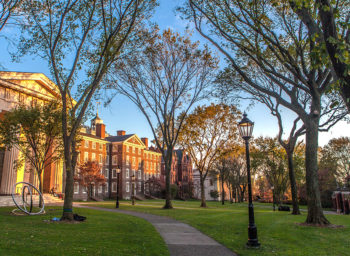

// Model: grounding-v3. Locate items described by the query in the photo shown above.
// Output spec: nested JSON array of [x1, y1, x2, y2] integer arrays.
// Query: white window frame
[[105, 182, 108, 193], [126, 168, 129, 178], [112, 182, 117, 192], [92, 153, 96, 161], [84, 152, 89, 161], [74, 182, 79, 194], [99, 143, 103, 150], [113, 155, 117, 165], [92, 142, 96, 149], [98, 184, 102, 193], [138, 170, 141, 179], [106, 155, 109, 164], [112, 169, 117, 178], [126, 146, 129, 152], [105, 169, 109, 179], [126, 182, 130, 192], [138, 182, 141, 192], [85, 140, 89, 148]]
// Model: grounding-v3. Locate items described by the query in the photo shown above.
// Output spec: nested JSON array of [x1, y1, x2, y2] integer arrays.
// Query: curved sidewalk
[[75, 205, 236, 256]]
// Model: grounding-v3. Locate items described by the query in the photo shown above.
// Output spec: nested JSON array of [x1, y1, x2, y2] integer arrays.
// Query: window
[[105, 182, 108, 194], [99, 154, 102, 163], [112, 169, 117, 178], [126, 146, 129, 152], [85, 140, 89, 148], [126, 155, 130, 165], [92, 142, 96, 149], [82, 186, 87, 193], [132, 157, 136, 167], [74, 183, 79, 194], [113, 156, 117, 165], [92, 153, 96, 161], [106, 155, 109, 164], [138, 170, 141, 179], [126, 182, 130, 192], [132, 170, 136, 177], [84, 152, 89, 161], [105, 169, 109, 179], [126, 168, 129, 178], [99, 143, 102, 150], [138, 182, 142, 192], [98, 184, 102, 193], [112, 182, 117, 192], [106, 145, 109, 152]]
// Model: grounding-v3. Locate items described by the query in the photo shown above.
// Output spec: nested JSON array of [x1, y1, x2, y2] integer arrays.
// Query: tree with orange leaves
[[74, 161, 106, 200]]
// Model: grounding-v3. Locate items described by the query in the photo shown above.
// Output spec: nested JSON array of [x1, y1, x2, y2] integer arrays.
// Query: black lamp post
[[238, 113, 260, 248], [116, 165, 121, 208], [131, 174, 135, 205]]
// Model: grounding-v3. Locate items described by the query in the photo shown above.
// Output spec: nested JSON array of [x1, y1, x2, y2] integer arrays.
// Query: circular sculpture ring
[[12, 182, 45, 215]]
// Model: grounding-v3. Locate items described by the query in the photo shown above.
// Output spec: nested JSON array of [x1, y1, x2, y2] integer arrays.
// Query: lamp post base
[[247, 226, 260, 248]]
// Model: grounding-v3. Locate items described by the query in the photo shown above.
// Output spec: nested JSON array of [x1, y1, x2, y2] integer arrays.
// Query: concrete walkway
[[75, 204, 237, 256]]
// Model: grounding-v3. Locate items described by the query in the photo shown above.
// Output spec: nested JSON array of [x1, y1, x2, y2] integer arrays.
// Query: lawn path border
[[75, 204, 237, 256]]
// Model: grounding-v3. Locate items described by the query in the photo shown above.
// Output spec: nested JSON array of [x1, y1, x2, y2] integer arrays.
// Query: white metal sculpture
[[12, 182, 45, 215]]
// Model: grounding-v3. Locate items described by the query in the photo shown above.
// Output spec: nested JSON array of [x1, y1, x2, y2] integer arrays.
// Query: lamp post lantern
[[238, 113, 260, 248], [131, 174, 135, 205], [116, 166, 121, 208]]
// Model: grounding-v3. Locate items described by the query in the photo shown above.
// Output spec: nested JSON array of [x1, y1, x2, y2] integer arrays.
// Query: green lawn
[[0, 207, 169, 256], [87, 200, 350, 256]]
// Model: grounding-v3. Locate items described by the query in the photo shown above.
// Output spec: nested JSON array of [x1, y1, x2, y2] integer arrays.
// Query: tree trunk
[[38, 171, 43, 208], [199, 172, 207, 207], [221, 171, 225, 205], [163, 157, 173, 209], [61, 138, 74, 221], [304, 117, 329, 225], [286, 150, 300, 215]]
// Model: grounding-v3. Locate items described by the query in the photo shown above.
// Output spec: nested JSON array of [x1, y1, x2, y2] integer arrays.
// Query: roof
[[106, 134, 134, 142], [80, 132, 107, 142], [92, 113, 102, 121]]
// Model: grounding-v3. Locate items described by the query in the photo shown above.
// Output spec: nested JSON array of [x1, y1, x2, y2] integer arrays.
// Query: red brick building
[[161, 150, 193, 199], [74, 114, 162, 200]]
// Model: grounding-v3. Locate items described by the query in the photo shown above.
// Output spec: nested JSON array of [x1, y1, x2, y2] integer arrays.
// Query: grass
[[86, 200, 350, 256], [0, 206, 169, 256]]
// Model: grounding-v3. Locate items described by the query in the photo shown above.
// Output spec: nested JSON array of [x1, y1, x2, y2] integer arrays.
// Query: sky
[[0, 0, 349, 146]]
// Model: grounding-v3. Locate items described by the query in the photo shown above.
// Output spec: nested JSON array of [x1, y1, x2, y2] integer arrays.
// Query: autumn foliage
[[74, 161, 106, 199]]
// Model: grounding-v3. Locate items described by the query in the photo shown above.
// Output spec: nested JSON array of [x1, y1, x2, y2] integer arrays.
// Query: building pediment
[[125, 135, 146, 147], [0, 71, 61, 101]]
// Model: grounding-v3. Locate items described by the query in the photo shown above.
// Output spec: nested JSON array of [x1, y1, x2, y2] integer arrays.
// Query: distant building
[[74, 114, 162, 200], [161, 150, 193, 199], [193, 169, 221, 201]]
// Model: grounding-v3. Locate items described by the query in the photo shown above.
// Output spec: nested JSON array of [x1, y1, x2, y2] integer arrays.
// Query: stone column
[[0, 147, 19, 195]]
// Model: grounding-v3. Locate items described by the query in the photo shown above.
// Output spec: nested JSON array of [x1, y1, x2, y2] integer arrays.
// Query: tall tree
[[251, 137, 290, 206], [321, 137, 350, 188], [0, 0, 20, 33], [110, 29, 217, 209], [182, 0, 348, 224], [289, 0, 350, 112], [178, 104, 240, 207], [0, 102, 62, 206], [17, 0, 156, 220]]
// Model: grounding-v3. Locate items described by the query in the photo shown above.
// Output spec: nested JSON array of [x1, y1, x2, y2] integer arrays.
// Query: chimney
[[117, 130, 126, 136], [141, 137, 148, 148], [96, 123, 106, 139]]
